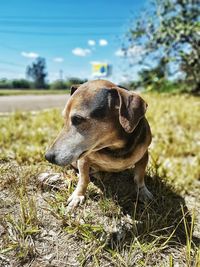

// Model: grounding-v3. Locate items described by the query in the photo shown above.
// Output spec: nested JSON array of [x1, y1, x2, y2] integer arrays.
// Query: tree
[[65, 77, 88, 88], [0, 78, 12, 89], [12, 79, 31, 89], [180, 47, 200, 92], [125, 0, 200, 92], [50, 80, 67, 90], [138, 57, 167, 87], [26, 57, 47, 89], [50, 78, 88, 90]]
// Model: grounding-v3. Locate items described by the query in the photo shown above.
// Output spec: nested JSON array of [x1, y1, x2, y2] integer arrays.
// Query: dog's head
[[45, 80, 147, 166]]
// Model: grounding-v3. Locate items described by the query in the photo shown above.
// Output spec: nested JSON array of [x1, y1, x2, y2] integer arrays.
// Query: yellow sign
[[92, 62, 109, 77]]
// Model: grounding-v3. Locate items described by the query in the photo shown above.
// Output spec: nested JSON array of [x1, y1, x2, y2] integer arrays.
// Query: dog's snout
[[45, 151, 56, 164]]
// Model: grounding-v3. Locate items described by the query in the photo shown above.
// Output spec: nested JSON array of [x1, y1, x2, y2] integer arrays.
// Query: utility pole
[[59, 69, 63, 81]]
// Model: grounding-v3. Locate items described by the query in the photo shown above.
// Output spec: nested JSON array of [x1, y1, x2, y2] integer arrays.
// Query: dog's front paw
[[67, 193, 85, 211], [138, 186, 153, 203]]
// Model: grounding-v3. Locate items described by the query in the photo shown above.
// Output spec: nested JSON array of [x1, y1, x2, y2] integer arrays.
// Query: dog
[[45, 80, 153, 209]]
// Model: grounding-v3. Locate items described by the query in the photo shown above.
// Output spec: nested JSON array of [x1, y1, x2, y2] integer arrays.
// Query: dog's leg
[[67, 158, 90, 210], [134, 151, 153, 202]]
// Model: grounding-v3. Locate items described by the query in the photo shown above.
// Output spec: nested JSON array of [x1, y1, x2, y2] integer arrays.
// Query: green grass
[[0, 93, 200, 266], [0, 89, 69, 96]]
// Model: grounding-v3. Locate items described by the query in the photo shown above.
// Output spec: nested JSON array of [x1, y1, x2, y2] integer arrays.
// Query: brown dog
[[45, 80, 153, 209]]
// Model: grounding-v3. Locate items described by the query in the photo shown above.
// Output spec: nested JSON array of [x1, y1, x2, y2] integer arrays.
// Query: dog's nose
[[45, 151, 56, 164]]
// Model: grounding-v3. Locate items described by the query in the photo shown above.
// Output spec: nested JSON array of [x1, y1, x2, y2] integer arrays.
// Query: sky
[[0, 0, 148, 83]]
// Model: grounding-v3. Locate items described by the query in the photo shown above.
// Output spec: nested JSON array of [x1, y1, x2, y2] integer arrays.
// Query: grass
[[0, 89, 69, 96], [0, 93, 200, 266]]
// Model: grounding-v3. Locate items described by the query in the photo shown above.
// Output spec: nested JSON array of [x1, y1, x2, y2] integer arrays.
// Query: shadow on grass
[[90, 169, 200, 248]]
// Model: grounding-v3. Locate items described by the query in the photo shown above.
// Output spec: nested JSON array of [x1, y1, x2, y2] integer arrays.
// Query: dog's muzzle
[[45, 150, 77, 166], [45, 151, 56, 164]]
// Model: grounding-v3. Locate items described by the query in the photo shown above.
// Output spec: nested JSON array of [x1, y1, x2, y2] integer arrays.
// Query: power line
[[0, 30, 120, 36], [0, 16, 126, 21], [0, 22, 122, 28], [0, 60, 26, 68], [0, 68, 23, 74], [0, 43, 20, 52]]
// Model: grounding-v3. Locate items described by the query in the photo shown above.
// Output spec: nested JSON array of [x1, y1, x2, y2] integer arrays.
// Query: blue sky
[[0, 0, 147, 83]]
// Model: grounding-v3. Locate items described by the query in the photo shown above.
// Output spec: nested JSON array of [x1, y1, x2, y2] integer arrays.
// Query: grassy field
[[0, 93, 200, 266], [0, 89, 69, 96]]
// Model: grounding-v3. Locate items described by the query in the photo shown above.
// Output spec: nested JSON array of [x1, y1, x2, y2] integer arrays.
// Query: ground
[[0, 94, 69, 113], [0, 93, 200, 267], [0, 90, 68, 97]]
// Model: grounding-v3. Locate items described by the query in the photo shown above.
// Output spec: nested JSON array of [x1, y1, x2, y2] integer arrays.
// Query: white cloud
[[88, 40, 96, 46], [99, 39, 108, 46], [90, 61, 106, 64], [72, 47, 91, 57], [115, 49, 125, 57], [53, 57, 64, 63], [21, 51, 39, 59], [115, 45, 145, 57]]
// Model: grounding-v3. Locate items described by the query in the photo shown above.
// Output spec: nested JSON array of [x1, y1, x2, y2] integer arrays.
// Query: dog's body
[[45, 80, 153, 209]]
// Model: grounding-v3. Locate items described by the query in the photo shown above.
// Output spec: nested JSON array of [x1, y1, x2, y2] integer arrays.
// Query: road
[[0, 94, 70, 113]]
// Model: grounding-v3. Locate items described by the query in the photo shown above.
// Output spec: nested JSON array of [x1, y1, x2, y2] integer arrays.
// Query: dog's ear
[[116, 89, 148, 133], [70, 84, 81, 96]]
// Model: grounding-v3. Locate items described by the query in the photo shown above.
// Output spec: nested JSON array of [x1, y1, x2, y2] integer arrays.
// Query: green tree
[[65, 77, 88, 88], [50, 80, 67, 90], [125, 0, 200, 92], [12, 79, 31, 89], [0, 78, 12, 89], [26, 57, 47, 89], [138, 57, 167, 87]]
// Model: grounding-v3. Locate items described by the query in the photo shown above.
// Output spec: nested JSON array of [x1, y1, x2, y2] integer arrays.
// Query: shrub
[[12, 79, 31, 89], [0, 79, 12, 89], [50, 80, 68, 90]]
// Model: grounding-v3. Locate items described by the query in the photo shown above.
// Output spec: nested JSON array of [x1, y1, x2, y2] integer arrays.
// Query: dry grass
[[0, 93, 200, 266]]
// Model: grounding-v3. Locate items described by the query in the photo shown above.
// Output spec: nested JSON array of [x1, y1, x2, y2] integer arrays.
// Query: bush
[[65, 77, 88, 88], [125, 79, 185, 93], [0, 79, 12, 89], [50, 80, 68, 90], [12, 79, 31, 89], [145, 79, 185, 93]]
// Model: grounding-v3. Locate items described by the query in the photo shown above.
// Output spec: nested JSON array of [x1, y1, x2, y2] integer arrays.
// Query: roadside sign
[[91, 62, 111, 78]]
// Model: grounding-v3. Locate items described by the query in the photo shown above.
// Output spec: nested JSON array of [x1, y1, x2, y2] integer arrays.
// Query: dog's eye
[[71, 115, 85, 126]]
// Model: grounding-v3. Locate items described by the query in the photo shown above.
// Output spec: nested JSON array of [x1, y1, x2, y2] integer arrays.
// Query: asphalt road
[[0, 94, 70, 113]]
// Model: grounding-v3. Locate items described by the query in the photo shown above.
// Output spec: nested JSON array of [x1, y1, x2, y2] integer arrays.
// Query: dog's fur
[[45, 80, 153, 209]]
